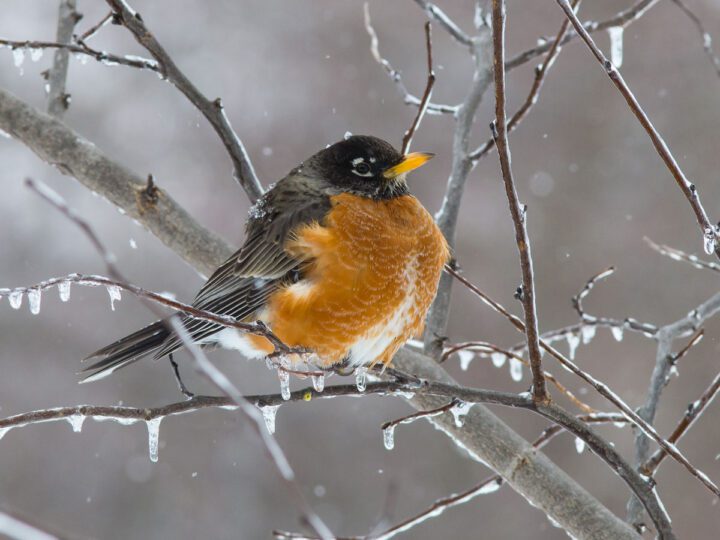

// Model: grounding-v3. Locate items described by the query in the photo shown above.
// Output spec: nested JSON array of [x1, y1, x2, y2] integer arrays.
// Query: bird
[[82, 135, 449, 382]]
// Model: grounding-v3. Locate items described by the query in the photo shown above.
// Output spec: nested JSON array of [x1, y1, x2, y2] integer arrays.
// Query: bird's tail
[[81, 321, 170, 382]]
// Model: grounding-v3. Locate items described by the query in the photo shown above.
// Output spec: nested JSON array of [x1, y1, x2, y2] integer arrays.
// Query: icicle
[[457, 350, 474, 371], [30, 48, 43, 62], [478, 479, 502, 494], [129, 238, 137, 249], [611, 325, 624, 342], [67, 414, 85, 433], [12, 48, 25, 67], [260, 404, 280, 434], [0, 426, 11, 440], [450, 401, 473, 427], [575, 437, 586, 454], [355, 366, 367, 392], [509, 358, 523, 382], [491, 352, 506, 368], [28, 288, 41, 315], [382, 424, 395, 450], [566, 333, 580, 360], [607, 26, 624, 68], [8, 290, 23, 309], [703, 227, 716, 255], [146, 417, 162, 463], [278, 369, 291, 400], [106, 285, 122, 311], [58, 281, 71, 302], [581, 325, 596, 345], [311, 373, 325, 392]]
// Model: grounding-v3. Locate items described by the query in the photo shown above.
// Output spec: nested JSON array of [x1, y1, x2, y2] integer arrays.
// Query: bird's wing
[[153, 177, 331, 357]]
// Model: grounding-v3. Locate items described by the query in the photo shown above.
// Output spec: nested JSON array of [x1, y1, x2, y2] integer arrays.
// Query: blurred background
[[1, 1, 719, 538]]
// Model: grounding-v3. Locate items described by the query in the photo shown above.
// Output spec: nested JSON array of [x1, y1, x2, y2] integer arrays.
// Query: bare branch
[[401, 22, 435, 154], [105, 0, 263, 201], [76, 11, 113, 44], [670, 0, 720, 78], [491, 0, 547, 402], [412, 0, 473, 47], [572, 266, 616, 320], [555, 0, 720, 259], [46, 0, 81, 118]]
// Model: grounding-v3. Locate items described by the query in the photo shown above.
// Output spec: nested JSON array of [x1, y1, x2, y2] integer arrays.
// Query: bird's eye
[[352, 161, 372, 177]]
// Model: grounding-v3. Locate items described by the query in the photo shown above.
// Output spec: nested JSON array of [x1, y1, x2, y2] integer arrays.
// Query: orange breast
[[247, 193, 449, 367]]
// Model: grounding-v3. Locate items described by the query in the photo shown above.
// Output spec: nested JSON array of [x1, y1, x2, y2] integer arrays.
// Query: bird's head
[[304, 135, 434, 199]]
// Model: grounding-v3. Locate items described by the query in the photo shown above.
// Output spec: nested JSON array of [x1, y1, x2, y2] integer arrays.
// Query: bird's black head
[[303, 135, 433, 199]]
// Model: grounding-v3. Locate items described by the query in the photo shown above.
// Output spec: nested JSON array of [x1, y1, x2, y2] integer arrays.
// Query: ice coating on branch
[[581, 325, 596, 345], [383, 424, 395, 450], [344, 131, 353, 140], [28, 288, 41, 315], [704, 227, 716, 255], [608, 26, 624, 68], [9, 290, 23, 309], [478, 479, 502, 494], [457, 350, 474, 371], [567, 332, 580, 360], [146, 417, 162, 463], [509, 358, 523, 382], [58, 281, 71, 302], [355, 366, 367, 392], [278, 369, 291, 400], [491, 352, 506, 368], [0, 426, 11, 440], [611, 325, 624, 342], [67, 414, 85, 433], [30, 48, 43, 62], [106, 285, 122, 311], [311, 373, 325, 392], [450, 401, 473, 427], [260, 404, 280, 434], [575, 437, 586, 454]]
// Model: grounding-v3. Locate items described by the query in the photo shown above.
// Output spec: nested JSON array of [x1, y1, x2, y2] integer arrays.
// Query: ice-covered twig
[[670, 0, 720, 78], [645, 237, 720, 274], [572, 265, 616, 320], [363, 4, 456, 115], [555, 0, 720, 260], [46, 0, 81, 118], [469, 0, 580, 162], [76, 11, 113, 44], [446, 264, 720, 501], [490, 0, 547, 403], [400, 22, 435, 154], [105, 0, 263, 201], [0, 509, 63, 540], [412, 0, 473, 47]]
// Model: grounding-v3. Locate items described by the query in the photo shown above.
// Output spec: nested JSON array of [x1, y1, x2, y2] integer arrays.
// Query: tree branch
[[46, 0, 81, 118]]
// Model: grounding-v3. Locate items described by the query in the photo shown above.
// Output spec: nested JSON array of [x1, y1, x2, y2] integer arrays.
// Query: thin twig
[[645, 237, 720, 274], [412, 0, 473, 47], [401, 22, 435, 154], [555, 0, 720, 260], [46, 0, 81, 118], [572, 266, 616, 319], [670, 0, 720, 78], [76, 11, 113, 44], [491, 0, 547, 402], [105, 0, 263, 201]]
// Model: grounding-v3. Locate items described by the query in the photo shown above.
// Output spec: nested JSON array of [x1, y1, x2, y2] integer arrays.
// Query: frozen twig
[[412, 0, 473, 48], [76, 11, 113, 44], [645, 237, 720, 274], [105, 0, 263, 201], [0, 509, 63, 540], [670, 0, 720, 78], [490, 0, 547, 402], [572, 266, 616, 320], [469, 0, 580, 162], [46, 0, 81, 118], [401, 22, 435, 154], [555, 0, 720, 260]]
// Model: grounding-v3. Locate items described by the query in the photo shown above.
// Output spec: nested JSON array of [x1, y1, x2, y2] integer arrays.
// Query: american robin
[[82, 135, 449, 381]]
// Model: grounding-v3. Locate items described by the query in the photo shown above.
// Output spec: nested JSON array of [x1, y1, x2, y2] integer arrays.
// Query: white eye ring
[[351, 159, 373, 177]]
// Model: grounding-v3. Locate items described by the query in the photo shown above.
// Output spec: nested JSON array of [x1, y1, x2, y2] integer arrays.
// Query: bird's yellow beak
[[382, 152, 434, 178]]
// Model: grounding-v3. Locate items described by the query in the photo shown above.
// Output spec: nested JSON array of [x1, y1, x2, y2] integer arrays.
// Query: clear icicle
[[581, 325, 596, 345], [278, 369, 291, 401], [450, 401, 474, 427], [611, 325, 625, 342], [58, 281, 71, 302], [68, 414, 85, 433], [575, 437, 586, 454], [30, 48, 43, 62], [567, 333, 580, 360], [491, 352, 507, 368], [12, 48, 25, 67], [355, 366, 368, 392], [106, 285, 122, 311], [383, 425, 395, 450], [607, 26, 624, 68], [311, 373, 325, 392], [457, 350, 474, 371], [260, 404, 280, 434], [0, 426, 11, 440], [146, 417, 162, 463], [509, 358, 523, 382], [28, 288, 41, 315], [704, 228, 716, 255], [9, 290, 23, 309]]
